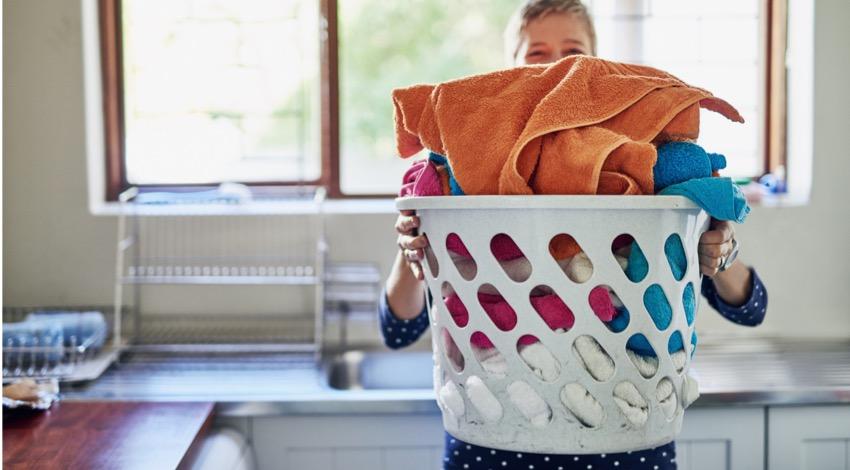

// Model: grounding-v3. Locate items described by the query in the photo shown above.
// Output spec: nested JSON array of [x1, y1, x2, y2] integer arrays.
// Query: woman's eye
[[563, 49, 586, 56], [528, 51, 545, 57]]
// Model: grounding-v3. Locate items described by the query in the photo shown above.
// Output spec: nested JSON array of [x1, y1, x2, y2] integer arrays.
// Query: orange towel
[[393, 55, 743, 258]]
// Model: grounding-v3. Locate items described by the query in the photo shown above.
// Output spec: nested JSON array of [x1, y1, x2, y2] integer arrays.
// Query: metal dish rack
[[113, 187, 327, 357], [2, 307, 122, 383]]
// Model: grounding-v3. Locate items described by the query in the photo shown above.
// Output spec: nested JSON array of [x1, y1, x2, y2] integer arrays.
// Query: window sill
[[89, 198, 399, 216]]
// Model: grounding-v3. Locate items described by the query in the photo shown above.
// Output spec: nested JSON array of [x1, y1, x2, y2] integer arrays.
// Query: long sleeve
[[378, 289, 431, 349], [701, 268, 767, 326]]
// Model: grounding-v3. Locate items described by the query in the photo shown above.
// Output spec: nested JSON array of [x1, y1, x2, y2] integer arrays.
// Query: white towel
[[656, 378, 678, 419], [572, 335, 615, 381], [519, 342, 561, 382], [507, 381, 552, 427], [627, 349, 659, 378], [466, 376, 503, 423], [560, 383, 604, 428], [613, 382, 648, 426]]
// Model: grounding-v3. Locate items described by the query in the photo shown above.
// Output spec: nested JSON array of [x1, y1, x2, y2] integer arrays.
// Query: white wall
[[4, 0, 849, 339]]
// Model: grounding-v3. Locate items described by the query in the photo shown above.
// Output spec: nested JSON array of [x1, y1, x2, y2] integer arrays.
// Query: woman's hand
[[395, 210, 429, 280], [698, 219, 737, 277]]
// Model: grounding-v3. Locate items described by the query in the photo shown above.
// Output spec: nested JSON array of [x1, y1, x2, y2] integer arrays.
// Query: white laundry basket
[[396, 195, 709, 455]]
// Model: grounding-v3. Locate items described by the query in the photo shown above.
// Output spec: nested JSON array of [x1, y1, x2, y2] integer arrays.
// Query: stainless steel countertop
[[61, 338, 850, 417]]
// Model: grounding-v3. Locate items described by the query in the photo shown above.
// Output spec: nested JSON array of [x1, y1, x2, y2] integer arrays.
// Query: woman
[[383, 2, 767, 468]]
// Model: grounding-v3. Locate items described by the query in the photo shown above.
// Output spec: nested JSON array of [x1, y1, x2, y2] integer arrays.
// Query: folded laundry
[[394, 55, 743, 259], [393, 55, 742, 197]]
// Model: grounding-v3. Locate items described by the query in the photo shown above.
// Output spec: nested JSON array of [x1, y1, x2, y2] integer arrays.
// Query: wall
[[3, 0, 849, 339]]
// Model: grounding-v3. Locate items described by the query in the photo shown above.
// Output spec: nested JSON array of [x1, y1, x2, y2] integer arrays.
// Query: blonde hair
[[504, 0, 597, 64]]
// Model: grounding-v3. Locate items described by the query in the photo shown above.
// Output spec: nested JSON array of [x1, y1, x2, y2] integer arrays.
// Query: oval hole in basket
[[644, 284, 673, 330], [466, 375, 503, 424], [441, 281, 468, 327], [549, 233, 593, 283], [445, 233, 476, 281], [626, 333, 659, 379], [470, 332, 506, 377], [668, 331, 688, 374], [529, 285, 574, 333], [490, 233, 532, 282], [613, 381, 649, 427], [656, 377, 678, 421], [508, 380, 552, 427], [588, 285, 626, 326], [517, 335, 560, 382], [683, 282, 696, 326], [442, 328, 465, 373], [477, 284, 517, 331], [664, 233, 687, 281], [613, 234, 648, 282], [422, 233, 439, 278], [572, 335, 615, 382], [690, 331, 698, 358], [560, 382, 604, 428]]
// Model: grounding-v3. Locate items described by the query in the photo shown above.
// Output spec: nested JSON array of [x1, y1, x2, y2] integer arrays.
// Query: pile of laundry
[[394, 55, 749, 427]]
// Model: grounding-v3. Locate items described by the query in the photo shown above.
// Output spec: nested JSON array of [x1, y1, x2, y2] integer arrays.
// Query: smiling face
[[515, 12, 594, 65]]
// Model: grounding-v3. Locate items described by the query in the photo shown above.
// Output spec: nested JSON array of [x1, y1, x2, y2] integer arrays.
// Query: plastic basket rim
[[396, 195, 700, 211]]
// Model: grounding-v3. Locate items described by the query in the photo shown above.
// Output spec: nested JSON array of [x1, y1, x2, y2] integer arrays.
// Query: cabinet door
[[252, 414, 445, 470], [768, 405, 850, 470], [675, 407, 765, 470]]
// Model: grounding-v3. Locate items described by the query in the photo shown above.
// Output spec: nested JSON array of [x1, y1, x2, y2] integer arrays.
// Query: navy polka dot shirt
[[379, 270, 767, 469]]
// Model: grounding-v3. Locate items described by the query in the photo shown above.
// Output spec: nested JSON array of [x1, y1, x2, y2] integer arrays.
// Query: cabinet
[[251, 415, 445, 470], [676, 407, 764, 470], [246, 407, 771, 470], [768, 405, 850, 470]]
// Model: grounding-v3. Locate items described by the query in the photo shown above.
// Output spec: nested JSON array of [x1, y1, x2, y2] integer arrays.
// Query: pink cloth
[[399, 159, 443, 197], [589, 286, 618, 322]]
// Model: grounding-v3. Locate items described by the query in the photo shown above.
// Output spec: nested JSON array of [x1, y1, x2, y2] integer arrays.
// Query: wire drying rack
[[113, 187, 328, 357], [2, 306, 123, 383]]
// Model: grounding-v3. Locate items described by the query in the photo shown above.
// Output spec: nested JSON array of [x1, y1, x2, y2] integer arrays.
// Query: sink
[[323, 350, 434, 390]]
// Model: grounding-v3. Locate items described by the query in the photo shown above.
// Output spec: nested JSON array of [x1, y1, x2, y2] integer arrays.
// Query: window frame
[[99, 0, 786, 201]]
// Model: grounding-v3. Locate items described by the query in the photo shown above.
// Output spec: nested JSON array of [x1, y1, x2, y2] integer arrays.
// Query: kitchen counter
[[60, 338, 850, 417], [3, 401, 213, 469]]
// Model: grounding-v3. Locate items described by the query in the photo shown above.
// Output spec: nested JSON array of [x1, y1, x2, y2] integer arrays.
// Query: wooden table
[[3, 401, 214, 470]]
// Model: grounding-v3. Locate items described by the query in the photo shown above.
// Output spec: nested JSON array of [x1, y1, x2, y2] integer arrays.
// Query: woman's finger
[[700, 228, 733, 246], [397, 234, 429, 251], [699, 254, 722, 269], [700, 262, 719, 277], [698, 240, 730, 258], [394, 214, 420, 235], [403, 248, 424, 262]]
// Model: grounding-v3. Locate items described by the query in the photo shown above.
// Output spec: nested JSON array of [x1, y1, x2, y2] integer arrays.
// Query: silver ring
[[718, 238, 739, 272]]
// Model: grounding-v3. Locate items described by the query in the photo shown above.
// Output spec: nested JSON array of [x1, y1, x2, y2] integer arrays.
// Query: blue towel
[[664, 234, 687, 281], [659, 177, 750, 223], [654, 142, 727, 192], [428, 152, 465, 195]]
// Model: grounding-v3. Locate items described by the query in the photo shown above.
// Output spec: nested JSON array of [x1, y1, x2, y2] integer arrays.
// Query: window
[[100, 0, 786, 199]]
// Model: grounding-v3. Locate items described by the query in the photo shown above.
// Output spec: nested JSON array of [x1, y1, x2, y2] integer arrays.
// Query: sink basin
[[323, 350, 434, 390]]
